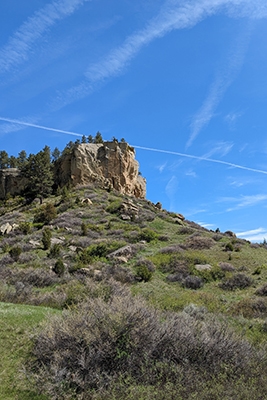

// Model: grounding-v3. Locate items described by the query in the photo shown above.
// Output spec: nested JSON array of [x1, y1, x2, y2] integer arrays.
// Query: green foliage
[[135, 265, 153, 282], [21, 146, 53, 201], [42, 228, 52, 250], [9, 246, 22, 261], [137, 228, 158, 242], [19, 221, 32, 235], [81, 221, 88, 236], [0, 150, 9, 169], [48, 243, 61, 258], [94, 131, 104, 143], [106, 199, 123, 214], [52, 259, 65, 276], [78, 241, 125, 264], [34, 203, 57, 224], [225, 242, 234, 251]]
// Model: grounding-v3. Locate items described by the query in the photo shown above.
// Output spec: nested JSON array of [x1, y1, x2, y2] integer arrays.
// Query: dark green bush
[[34, 203, 57, 224], [19, 221, 32, 235], [106, 200, 123, 214], [52, 259, 65, 277], [48, 243, 61, 258], [9, 246, 22, 261], [137, 228, 158, 242], [42, 228, 52, 250], [81, 221, 88, 236], [225, 242, 234, 252], [135, 265, 153, 282]]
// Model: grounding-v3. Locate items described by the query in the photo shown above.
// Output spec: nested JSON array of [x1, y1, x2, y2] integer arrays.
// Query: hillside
[[1, 181, 267, 399]]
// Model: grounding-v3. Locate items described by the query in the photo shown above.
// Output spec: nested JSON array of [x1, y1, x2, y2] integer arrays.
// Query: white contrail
[[1, 116, 267, 175], [133, 145, 267, 175], [0, 117, 83, 137]]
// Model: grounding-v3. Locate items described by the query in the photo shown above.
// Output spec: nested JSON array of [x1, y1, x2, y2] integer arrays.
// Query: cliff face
[[0, 169, 27, 199], [55, 142, 146, 198], [0, 142, 146, 200]]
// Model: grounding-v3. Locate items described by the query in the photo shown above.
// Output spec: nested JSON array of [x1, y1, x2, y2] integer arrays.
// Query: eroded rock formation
[[54, 142, 146, 198]]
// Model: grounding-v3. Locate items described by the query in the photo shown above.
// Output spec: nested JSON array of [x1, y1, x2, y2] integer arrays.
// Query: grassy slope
[[0, 302, 59, 400], [1, 186, 267, 397]]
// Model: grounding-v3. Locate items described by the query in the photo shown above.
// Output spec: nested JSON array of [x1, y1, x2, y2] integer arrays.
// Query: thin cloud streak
[[133, 145, 267, 175], [0, 0, 88, 74], [54, 0, 267, 109], [1, 116, 267, 176], [0, 117, 83, 137], [186, 24, 252, 148]]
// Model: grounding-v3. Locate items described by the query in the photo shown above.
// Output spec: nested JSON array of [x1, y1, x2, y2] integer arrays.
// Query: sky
[[1, 0, 267, 242]]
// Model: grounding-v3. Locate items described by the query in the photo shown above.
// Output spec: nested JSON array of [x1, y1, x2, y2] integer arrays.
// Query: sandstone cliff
[[54, 142, 146, 198]]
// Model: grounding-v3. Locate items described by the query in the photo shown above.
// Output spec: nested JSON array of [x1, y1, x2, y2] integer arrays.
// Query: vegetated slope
[[1, 184, 267, 399]]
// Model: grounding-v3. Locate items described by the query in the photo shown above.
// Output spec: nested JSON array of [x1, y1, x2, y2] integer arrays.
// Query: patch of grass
[[0, 302, 59, 400]]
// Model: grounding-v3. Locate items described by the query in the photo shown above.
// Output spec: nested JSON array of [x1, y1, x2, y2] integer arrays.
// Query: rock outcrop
[[54, 142, 146, 198], [0, 142, 146, 200], [0, 169, 27, 199]]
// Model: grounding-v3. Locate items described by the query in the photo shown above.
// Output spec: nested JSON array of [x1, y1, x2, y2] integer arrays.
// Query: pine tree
[[81, 135, 87, 143], [21, 146, 53, 203], [0, 150, 9, 169], [87, 135, 93, 143], [94, 131, 104, 144]]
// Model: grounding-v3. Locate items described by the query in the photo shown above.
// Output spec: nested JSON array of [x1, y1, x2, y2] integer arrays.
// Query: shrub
[[219, 273, 253, 291], [106, 200, 123, 214], [52, 259, 65, 277], [34, 203, 57, 224], [29, 287, 256, 398], [183, 275, 203, 289], [225, 242, 234, 252], [218, 262, 235, 272], [42, 228, 52, 250], [81, 221, 88, 236], [48, 243, 61, 258], [137, 228, 158, 242], [135, 265, 153, 282], [185, 235, 215, 250], [9, 246, 22, 261], [19, 221, 32, 235], [256, 284, 267, 296]]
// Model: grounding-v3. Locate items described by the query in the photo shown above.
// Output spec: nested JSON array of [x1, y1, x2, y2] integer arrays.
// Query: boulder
[[0, 222, 13, 235], [195, 264, 212, 271]]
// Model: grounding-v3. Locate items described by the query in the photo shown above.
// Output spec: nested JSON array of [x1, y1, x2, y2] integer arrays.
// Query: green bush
[[48, 243, 61, 258], [42, 228, 52, 250], [81, 221, 88, 236], [137, 228, 158, 242], [9, 246, 22, 261], [34, 203, 57, 224], [19, 221, 32, 235], [135, 265, 153, 282], [52, 259, 65, 277], [106, 199, 123, 214]]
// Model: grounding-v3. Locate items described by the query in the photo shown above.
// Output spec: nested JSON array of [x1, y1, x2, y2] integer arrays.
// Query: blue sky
[[1, 0, 267, 242]]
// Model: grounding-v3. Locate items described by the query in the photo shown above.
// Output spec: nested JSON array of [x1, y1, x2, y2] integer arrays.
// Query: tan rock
[[55, 142, 146, 198]]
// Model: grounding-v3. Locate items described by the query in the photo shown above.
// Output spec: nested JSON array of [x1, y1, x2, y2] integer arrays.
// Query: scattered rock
[[0, 222, 13, 235], [155, 202, 162, 210], [195, 264, 212, 271], [51, 237, 64, 245], [29, 239, 41, 248], [81, 198, 93, 205], [107, 245, 134, 261]]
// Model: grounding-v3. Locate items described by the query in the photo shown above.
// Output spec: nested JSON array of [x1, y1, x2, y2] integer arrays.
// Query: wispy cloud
[[237, 227, 267, 242], [219, 194, 267, 211], [186, 24, 252, 148], [201, 141, 233, 159], [0, 0, 88, 74], [224, 111, 243, 129], [53, 0, 267, 109], [165, 175, 179, 211]]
